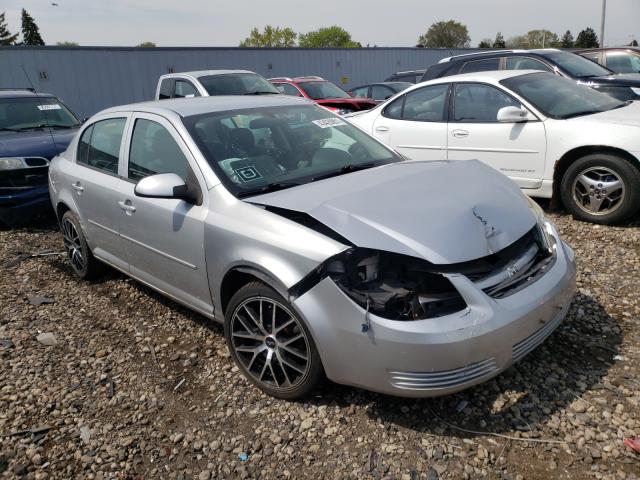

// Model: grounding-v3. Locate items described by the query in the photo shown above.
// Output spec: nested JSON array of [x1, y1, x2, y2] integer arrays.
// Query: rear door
[[371, 83, 450, 160], [446, 82, 546, 188], [68, 114, 130, 269], [116, 113, 212, 313]]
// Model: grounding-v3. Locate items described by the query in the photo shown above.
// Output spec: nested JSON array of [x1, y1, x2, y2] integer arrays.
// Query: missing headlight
[[291, 248, 467, 321]]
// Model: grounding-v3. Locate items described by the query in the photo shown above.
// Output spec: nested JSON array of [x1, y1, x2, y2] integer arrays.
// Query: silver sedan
[[48, 95, 576, 399]]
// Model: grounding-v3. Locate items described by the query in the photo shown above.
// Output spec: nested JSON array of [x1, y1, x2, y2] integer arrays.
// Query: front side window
[[0, 96, 79, 131], [198, 73, 280, 95], [77, 118, 126, 174], [277, 83, 303, 97], [183, 104, 400, 198], [297, 81, 351, 100], [460, 58, 501, 74], [606, 52, 640, 74], [453, 83, 520, 122], [542, 51, 612, 78], [128, 119, 191, 182], [174, 80, 199, 98], [506, 57, 552, 72], [371, 85, 394, 101], [350, 86, 369, 98], [501, 72, 625, 119], [400, 84, 449, 121]]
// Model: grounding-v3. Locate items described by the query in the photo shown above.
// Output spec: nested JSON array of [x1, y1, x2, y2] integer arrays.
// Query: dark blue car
[[0, 89, 81, 227]]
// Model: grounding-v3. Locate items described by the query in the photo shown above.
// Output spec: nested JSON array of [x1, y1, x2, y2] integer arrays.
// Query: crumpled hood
[[0, 129, 78, 160], [251, 160, 536, 264]]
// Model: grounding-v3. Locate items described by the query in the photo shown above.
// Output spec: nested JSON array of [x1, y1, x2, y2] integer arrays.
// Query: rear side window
[[174, 80, 199, 98], [77, 118, 126, 174], [506, 57, 552, 72], [400, 84, 449, 121], [371, 85, 394, 101], [158, 79, 173, 100], [128, 119, 191, 182], [460, 58, 501, 73], [350, 86, 369, 98], [278, 83, 303, 97]]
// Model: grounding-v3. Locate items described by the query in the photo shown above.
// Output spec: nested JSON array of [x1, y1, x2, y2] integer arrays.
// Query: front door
[[372, 83, 449, 161], [117, 113, 212, 314], [446, 82, 547, 189]]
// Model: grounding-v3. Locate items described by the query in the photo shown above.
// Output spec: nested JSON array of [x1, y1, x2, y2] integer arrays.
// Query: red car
[[268, 76, 377, 115]]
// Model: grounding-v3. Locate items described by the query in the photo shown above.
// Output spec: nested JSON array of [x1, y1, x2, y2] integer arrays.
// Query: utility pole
[[600, 0, 607, 47]]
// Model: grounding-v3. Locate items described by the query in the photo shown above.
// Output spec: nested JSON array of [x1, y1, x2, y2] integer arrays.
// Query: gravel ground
[[1, 211, 639, 480]]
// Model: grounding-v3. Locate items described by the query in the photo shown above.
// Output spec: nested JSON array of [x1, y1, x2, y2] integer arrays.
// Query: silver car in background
[[48, 95, 576, 399]]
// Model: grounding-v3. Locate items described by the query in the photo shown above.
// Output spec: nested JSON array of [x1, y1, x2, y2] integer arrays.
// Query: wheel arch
[[552, 145, 640, 208], [55, 201, 72, 223]]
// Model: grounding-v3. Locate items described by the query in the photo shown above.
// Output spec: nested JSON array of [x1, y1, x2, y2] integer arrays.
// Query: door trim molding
[[120, 233, 198, 270]]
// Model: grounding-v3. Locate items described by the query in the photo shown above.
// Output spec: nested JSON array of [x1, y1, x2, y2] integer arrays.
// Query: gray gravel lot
[[1, 211, 639, 480]]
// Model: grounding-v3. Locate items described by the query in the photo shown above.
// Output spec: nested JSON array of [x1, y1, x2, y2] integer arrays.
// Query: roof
[[161, 70, 256, 79], [439, 48, 563, 63], [417, 69, 542, 86], [0, 89, 54, 98], [575, 47, 640, 53], [99, 94, 314, 118]]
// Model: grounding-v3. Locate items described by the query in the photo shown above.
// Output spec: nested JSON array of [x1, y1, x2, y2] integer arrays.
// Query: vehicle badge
[[506, 264, 519, 279]]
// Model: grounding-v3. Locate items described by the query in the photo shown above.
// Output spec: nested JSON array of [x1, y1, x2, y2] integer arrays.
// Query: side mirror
[[497, 106, 531, 123], [134, 173, 193, 202]]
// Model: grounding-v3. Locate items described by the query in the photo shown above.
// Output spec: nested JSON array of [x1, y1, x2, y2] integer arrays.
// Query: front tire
[[224, 282, 323, 400], [560, 153, 640, 225], [60, 211, 102, 280]]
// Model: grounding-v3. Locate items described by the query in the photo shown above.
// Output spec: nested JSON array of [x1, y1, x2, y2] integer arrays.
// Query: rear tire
[[224, 281, 323, 400], [60, 211, 103, 280], [560, 153, 640, 225]]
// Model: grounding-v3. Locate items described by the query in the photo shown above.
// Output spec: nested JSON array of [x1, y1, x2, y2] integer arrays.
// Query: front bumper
[[0, 186, 52, 227], [293, 225, 576, 397]]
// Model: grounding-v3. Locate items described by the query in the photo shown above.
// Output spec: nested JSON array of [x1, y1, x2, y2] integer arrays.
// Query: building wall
[[0, 46, 476, 119]]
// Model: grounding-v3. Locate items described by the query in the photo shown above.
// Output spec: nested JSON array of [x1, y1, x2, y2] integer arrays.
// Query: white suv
[[155, 70, 280, 100], [347, 70, 640, 225]]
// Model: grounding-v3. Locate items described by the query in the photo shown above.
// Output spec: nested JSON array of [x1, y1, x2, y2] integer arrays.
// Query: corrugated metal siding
[[0, 46, 477, 118]]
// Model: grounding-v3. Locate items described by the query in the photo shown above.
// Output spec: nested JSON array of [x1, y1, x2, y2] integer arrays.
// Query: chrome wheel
[[230, 297, 310, 391], [62, 218, 85, 272], [572, 166, 625, 216]]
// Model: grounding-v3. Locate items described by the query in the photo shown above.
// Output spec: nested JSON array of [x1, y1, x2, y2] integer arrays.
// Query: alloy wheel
[[230, 297, 310, 391], [62, 218, 85, 272], [572, 166, 625, 216]]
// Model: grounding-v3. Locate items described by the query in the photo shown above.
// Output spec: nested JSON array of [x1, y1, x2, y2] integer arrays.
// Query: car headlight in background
[[631, 87, 640, 98], [0, 157, 49, 171]]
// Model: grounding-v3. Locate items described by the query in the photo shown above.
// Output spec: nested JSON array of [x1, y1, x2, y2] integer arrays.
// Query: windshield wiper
[[243, 91, 278, 95], [236, 181, 301, 198], [0, 127, 20, 132], [311, 163, 377, 182], [561, 110, 604, 119]]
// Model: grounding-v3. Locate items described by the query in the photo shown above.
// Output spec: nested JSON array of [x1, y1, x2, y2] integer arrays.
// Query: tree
[[137, 41, 156, 48], [492, 32, 506, 48], [416, 20, 470, 48], [561, 30, 574, 48], [524, 29, 560, 48], [298, 26, 360, 48], [478, 38, 492, 48], [575, 27, 599, 48], [0, 12, 18, 45], [21, 9, 44, 46], [56, 41, 78, 46], [629, 39, 638, 47], [505, 35, 529, 49], [239, 26, 296, 48]]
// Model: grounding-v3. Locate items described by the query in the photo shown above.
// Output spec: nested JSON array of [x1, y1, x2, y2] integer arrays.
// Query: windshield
[[541, 51, 613, 78], [0, 96, 80, 131], [298, 81, 351, 100], [501, 72, 626, 119], [198, 74, 281, 95], [183, 104, 400, 197]]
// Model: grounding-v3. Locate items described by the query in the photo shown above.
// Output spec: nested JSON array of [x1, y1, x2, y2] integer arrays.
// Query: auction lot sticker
[[313, 118, 347, 128], [37, 104, 62, 111]]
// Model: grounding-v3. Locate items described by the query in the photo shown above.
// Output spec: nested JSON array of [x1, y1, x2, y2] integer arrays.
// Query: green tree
[[137, 41, 156, 48], [21, 9, 44, 46], [417, 20, 470, 48], [629, 39, 638, 47], [561, 30, 574, 48], [505, 35, 528, 49], [478, 38, 492, 48], [524, 29, 560, 48], [239, 25, 296, 47], [0, 12, 18, 45], [298, 26, 360, 48], [575, 27, 599, 48], [56, 41, 78, 46], [492, 32, 506, 48]]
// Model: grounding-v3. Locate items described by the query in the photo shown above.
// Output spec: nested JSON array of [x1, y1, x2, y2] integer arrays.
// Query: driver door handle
[[375, 126, 389, 132], [452, 129, 469, 138], [71, 182, 84, 193], [117, 201, 136, 213]]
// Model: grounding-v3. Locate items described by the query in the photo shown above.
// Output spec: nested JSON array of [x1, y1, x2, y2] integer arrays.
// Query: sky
[[2, 0, 639, 47]]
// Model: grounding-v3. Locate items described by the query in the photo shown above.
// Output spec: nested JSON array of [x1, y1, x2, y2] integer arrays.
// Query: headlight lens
[[631, 87, 640, 97], [525, 196, 555, 252], [0, 157, 25, 170]]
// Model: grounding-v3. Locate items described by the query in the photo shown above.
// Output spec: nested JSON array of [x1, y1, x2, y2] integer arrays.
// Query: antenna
[[20, 64, 60, 153]]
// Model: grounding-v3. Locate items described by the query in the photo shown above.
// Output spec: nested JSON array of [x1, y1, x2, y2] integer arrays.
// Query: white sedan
[[347, 70, 640, 225]]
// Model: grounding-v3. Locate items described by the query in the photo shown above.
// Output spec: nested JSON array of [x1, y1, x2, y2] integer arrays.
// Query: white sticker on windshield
[[37, 104, 62, 111], [234, 165, 263, 182], [312, 118, 347, 128]]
